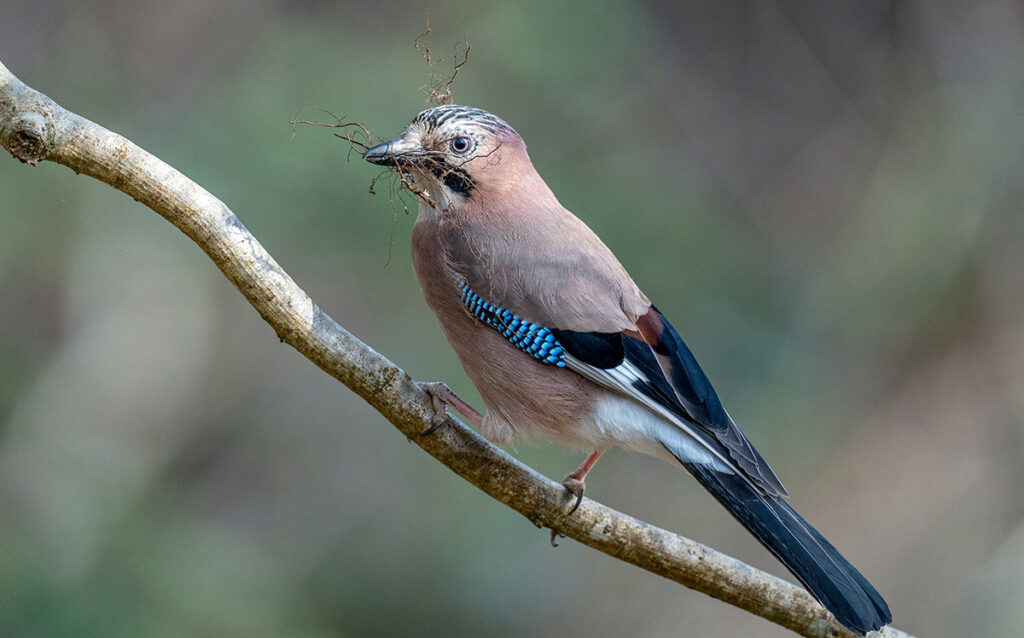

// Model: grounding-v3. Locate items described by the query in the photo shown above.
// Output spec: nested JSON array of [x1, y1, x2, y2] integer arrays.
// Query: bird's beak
[[362, 137, 402, 166], [363, 136, 437, 168]]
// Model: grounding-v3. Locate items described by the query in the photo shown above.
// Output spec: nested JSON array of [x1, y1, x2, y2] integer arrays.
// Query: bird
[[362, 104, 892, 635]]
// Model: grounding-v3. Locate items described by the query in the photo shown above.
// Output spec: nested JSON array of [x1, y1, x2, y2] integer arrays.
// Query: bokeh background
[[2, 2, 1022, 636]]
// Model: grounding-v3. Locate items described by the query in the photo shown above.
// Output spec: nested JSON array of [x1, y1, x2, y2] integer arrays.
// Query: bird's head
[[363, 105, 536, 213]]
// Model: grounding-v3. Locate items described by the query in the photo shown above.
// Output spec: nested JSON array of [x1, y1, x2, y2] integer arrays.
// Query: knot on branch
[[6, 114, 49, 164]]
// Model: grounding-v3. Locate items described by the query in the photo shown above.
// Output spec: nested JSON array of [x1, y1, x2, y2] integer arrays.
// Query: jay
[[363, 105, 891, 635]]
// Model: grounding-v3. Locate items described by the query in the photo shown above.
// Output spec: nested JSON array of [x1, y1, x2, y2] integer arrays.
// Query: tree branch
[[0, 60, 912, 638]]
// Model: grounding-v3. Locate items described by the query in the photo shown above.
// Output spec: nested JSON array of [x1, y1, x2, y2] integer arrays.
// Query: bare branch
[[0, 60, 912, 638]]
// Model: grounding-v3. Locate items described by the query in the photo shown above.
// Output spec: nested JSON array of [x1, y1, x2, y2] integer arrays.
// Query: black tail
[[683, 462, 891, 635]]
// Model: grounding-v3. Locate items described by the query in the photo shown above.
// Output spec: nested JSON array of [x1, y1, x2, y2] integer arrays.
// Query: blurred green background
[[2, 1, 1022, 636]]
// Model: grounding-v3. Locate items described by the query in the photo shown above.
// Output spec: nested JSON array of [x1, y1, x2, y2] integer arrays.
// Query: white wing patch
[[563, 353, 736, 473]]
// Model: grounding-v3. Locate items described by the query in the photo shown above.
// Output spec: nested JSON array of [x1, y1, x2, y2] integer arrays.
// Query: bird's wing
[[445, 206, 786, 495], [458, 270, 786, 496], [555, 307, 788, 497]]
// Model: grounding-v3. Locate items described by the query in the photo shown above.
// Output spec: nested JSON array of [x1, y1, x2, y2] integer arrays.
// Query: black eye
[[449, 136, 473, 154]]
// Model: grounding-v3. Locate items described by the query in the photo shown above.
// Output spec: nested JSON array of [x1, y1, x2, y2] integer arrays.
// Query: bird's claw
[[419, 401, 448, 436], [417, 381, 484, 433], [420, 415, 447, 436], [561, 476, 586, 515], [420, 388, 450, 436], [550, 528, 566, 547]]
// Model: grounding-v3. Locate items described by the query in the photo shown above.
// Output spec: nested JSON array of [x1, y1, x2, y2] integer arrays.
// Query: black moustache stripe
[[429, 161, 475, 196]]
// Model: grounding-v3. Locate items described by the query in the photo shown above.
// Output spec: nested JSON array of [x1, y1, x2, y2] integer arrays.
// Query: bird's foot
[[421, 388, 450, 436], [561, 474, 586, 515], [418, 381, 484, 435], [560, 448, 608, 515]]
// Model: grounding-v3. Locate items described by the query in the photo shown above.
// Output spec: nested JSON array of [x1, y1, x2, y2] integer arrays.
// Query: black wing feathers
[[548, 329, 623, 369], [553, 310, 787, 496], [550, 328, 691, 423], [550, 324, 719, 425], [645, 305, 729, 430], [621, 335, 692, 422], [639, 307, 788, 496]]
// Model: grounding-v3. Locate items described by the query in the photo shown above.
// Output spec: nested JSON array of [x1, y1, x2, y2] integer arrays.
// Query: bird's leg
[[418, 381, 484, 434], [562, 448, 607, 515]]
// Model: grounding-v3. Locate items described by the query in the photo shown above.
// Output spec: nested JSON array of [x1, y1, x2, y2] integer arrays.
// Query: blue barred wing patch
[[460, 283, 566, 367]]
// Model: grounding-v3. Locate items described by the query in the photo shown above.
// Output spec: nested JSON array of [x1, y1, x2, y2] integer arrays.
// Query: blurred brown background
[[1, 2, 1022, 636]]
